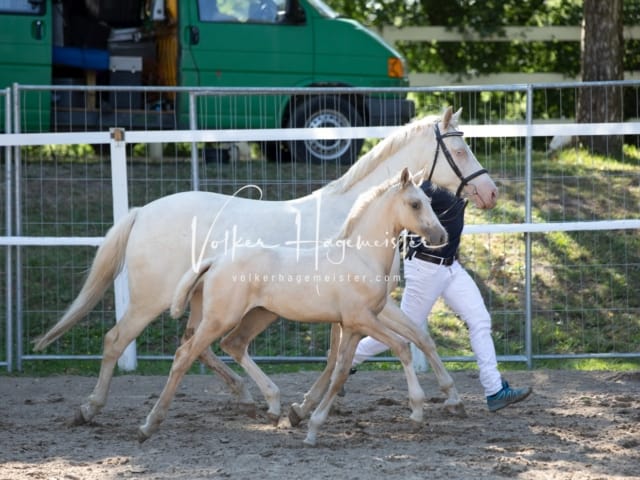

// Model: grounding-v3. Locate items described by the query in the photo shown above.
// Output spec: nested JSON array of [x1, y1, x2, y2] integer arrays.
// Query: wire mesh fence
[[2, 82, 639, 371]]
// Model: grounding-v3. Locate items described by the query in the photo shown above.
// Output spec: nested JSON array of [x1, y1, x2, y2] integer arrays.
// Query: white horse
[[141, 168, 446, 445], [34, 107, 498, 425]]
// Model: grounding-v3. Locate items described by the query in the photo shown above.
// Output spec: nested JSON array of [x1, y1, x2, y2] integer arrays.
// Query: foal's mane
[[335, 173, 402, 240], [322, 114, 440, 195]]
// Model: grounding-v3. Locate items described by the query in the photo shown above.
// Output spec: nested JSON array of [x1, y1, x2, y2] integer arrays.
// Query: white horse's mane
[[322, 113, 440, 195], [335, 172, 402, 240]]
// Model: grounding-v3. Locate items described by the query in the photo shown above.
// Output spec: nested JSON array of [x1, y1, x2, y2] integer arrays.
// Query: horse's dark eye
[[411, 201, 420, 210]]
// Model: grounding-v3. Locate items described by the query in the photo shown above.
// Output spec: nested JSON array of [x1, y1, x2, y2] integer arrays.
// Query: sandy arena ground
[[1, 369, 639, 479]]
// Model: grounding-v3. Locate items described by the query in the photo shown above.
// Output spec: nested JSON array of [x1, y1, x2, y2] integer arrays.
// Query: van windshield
[[305, 0, 338, 18], [0, 0, 44, 15]]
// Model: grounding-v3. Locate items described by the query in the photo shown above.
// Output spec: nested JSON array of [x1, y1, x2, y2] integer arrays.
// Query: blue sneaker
[[486, 380, 532, 412]]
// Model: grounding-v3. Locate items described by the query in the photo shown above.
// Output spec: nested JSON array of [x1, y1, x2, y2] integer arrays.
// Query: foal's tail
[[170, 259, 215, 319], [33, 208, 139, 351]]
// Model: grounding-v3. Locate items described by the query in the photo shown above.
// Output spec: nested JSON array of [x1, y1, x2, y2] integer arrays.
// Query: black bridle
[[426, 122, 488, 197]]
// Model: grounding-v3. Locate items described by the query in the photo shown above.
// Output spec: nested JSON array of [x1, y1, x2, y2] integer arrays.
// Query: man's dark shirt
[[405, 181, 467, 259]]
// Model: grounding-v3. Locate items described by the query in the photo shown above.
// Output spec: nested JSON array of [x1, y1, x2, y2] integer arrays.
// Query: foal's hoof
[[444, 402, 467, 418], [288, 404, 304, 427]]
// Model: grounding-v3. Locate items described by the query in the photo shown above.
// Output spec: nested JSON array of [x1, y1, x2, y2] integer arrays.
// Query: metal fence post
[[12, 84, 24, 371], [3, 88, 12, 371], [189, 91, 200, 191], [110, 128, 136, 371], [524, 84, 534, 369]]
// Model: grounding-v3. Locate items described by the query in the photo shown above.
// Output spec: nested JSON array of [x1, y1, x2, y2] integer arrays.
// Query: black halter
[[426, 123, 488, 197]]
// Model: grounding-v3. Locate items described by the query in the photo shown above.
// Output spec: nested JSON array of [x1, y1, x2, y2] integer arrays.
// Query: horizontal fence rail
[[1, 81, 639, 372], [379, 25, 640, 85]]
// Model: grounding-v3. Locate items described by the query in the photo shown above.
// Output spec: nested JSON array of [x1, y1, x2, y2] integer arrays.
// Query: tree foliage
[[325, 0, 640, 81]]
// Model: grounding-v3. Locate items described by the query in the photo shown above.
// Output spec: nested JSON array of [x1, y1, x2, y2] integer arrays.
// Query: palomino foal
[[139, 168, 446, 446]]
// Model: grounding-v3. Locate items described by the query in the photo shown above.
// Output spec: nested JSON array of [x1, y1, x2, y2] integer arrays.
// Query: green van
[[0, 0, 414, 163]]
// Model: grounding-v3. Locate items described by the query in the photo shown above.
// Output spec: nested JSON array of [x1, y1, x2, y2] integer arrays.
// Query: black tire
[[287, 96, 364, 164], [259, 140, 293, 163]]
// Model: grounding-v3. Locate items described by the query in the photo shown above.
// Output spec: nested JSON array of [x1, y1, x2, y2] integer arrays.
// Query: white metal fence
[[1, 82, 639, 372]]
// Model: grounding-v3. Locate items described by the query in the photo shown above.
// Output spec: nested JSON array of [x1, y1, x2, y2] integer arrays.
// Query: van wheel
[[287, 97, 364, 164], [260, 141, 292, 163]]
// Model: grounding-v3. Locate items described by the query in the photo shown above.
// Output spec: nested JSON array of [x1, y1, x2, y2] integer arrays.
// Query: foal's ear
[[442, 106, 453, 129], [400, 167, 411, 187]]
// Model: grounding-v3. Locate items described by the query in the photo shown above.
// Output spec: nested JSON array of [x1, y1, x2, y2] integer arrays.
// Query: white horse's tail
[[170, 258, 216, 319], [33, 208, 139, 351]]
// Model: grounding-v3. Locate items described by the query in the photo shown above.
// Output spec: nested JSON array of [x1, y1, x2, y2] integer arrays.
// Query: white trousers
[[352, 258, 503, 397]]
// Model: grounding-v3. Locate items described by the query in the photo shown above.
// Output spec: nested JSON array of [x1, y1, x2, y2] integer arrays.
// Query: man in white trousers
[[351, 181, 532, 412]]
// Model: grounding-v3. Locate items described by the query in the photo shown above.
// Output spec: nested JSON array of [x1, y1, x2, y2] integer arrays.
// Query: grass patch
[[7, 358, 638, 377]]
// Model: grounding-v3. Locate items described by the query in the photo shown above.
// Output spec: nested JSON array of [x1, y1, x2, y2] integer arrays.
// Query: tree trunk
[[577, 0, 624, 157]]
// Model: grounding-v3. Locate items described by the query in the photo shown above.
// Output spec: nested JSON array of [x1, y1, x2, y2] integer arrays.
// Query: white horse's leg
[[379, 302, 465, 415], [184, 288, 254, 408], [230, 353, 281, 422], [75, 305, 158, 424], [220, 309, 281, 421], [220, 308, 281, 419], [220, 308, 280, 418], [304, 328, 361, 446], [138, 331, 216, 442], [289, 323, 341, 426]]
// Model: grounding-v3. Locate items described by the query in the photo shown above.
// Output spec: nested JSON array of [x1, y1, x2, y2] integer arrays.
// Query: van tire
[[287, 96, 364, 164]]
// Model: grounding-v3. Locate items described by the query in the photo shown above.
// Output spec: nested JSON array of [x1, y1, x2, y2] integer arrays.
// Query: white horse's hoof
[[72, 403, 95, 425], [303, 434, 317, 446], [137, 427, 151, 444], [265, 402, 281, 423], [409, 410, 424, 423], [266, 411, 280, 425], [71, 408, 88, 426]]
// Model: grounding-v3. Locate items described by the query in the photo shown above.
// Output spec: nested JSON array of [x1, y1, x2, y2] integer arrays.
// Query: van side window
[[197, 0, 239, 22], [247, 0, 286, 23], [0, 0, 44, 15]]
